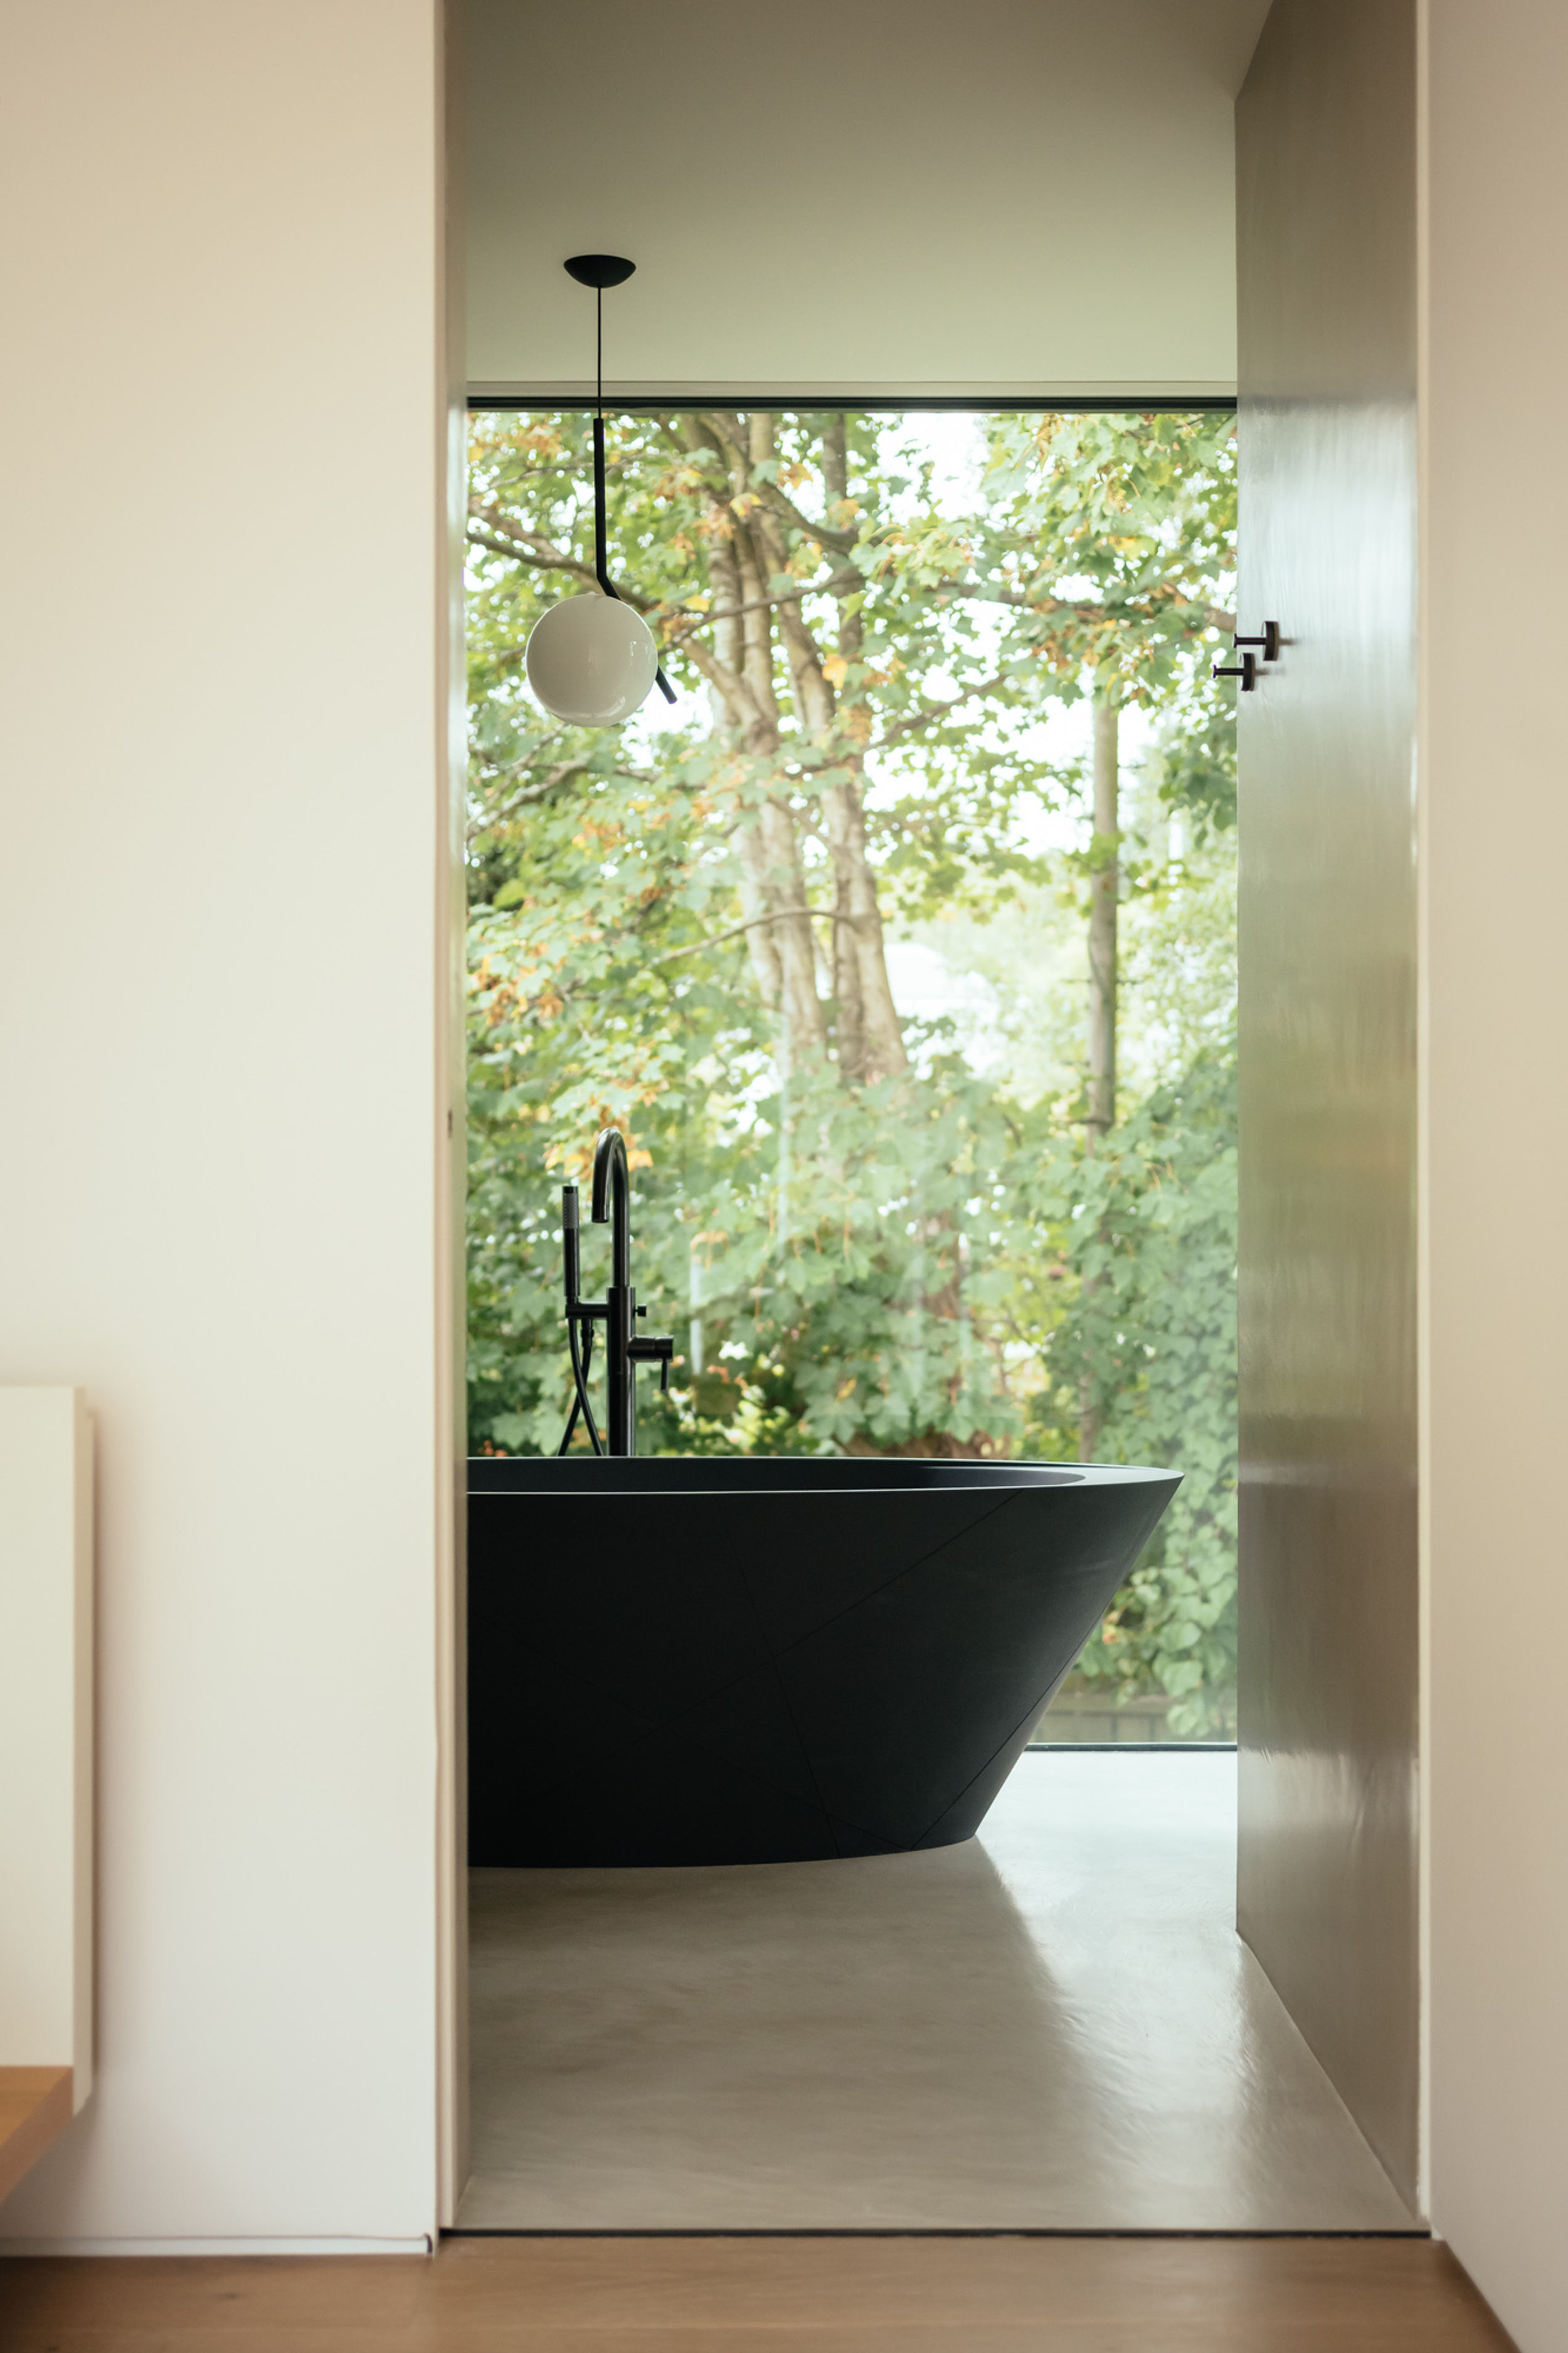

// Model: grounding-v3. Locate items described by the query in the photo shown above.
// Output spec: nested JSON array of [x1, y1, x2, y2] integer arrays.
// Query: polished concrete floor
[[460, 1751, 1416, 2231]]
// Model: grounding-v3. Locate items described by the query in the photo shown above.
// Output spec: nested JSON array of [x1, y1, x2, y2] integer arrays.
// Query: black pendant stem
[[586, 279, 675, 704], [592, 413, 614, 598]]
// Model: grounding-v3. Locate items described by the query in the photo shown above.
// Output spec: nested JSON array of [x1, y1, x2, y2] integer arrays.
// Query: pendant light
[[524, 256, 677, 726]]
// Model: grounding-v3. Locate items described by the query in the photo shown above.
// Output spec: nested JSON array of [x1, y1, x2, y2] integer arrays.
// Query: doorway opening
[[452, 403, 1400, 2232]]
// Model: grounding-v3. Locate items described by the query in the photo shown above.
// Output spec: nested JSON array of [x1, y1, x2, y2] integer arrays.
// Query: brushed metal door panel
[[1235, 0, 1420, 2209]]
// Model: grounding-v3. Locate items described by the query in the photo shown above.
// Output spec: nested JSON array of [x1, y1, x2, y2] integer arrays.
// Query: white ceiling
[[464, 0, 1269, 403]]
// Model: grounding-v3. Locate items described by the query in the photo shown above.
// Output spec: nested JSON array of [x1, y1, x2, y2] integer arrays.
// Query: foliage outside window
[[465, 410, 1238, 1735]]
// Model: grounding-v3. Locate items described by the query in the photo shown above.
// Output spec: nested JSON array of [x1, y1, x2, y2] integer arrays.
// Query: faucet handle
[[628, 1331, 675, 1393]]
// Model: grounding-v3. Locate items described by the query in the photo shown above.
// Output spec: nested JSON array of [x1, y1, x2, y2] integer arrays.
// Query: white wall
[[1423, 3, 1568, 2343], [466, 0, 1268, 401], [0, 1, 458, 2249]]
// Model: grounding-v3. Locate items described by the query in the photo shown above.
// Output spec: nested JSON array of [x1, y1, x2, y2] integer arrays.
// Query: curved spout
[[590, 1127, 630, 1288]]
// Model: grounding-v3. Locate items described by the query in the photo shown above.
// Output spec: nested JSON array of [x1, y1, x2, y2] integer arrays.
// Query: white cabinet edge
[[0, 1387, 93, 2106]]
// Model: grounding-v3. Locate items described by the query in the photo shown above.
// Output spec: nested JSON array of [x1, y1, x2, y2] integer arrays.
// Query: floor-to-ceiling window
[[464, 405, 1237, 1740]]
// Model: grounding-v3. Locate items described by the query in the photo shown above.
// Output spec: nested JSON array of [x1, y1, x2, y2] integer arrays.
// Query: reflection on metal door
[[1235, 0, 1421, 2210]]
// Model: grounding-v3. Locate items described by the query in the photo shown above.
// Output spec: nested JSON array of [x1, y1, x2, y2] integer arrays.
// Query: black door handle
[[1213, 651, 1258, 691], [1234, 621, 1281, 661]]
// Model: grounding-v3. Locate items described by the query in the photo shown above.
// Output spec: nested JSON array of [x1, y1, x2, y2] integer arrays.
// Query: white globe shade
[[525, 594, 659, 725]]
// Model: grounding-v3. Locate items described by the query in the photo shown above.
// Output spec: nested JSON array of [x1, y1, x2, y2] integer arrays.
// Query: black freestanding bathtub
[[467, 1456, 1179, 1867]]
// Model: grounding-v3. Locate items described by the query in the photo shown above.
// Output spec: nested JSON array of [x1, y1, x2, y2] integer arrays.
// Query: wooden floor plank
[[0, 2235, 1517, 2350]]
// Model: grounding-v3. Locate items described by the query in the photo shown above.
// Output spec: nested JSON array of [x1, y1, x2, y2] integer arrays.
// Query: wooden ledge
[[0, 2069, 72, 2207]]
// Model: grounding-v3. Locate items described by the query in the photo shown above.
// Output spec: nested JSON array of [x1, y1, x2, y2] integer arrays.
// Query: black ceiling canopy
[[564, 253, 635, 290]]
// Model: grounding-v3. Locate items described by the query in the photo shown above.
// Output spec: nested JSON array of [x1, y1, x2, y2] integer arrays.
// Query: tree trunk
[[1086, 693, 1118, 1136], [1079, 692, 1119, 1464], [692, 411, 827, 1054], [738, 422, 825, 1055], [819, 418, 908, 1085], [679, 410, 904, 1085], [704, 511, 786, 1008], [824, 774, 908, 1082]]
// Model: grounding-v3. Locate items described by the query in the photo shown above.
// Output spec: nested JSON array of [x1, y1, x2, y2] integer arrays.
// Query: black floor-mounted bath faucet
[[559, 1127, 673, 1457]]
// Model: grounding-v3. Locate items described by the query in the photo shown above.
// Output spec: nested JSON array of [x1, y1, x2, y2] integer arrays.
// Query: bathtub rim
[[467, 1455, 1179, 1497]]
